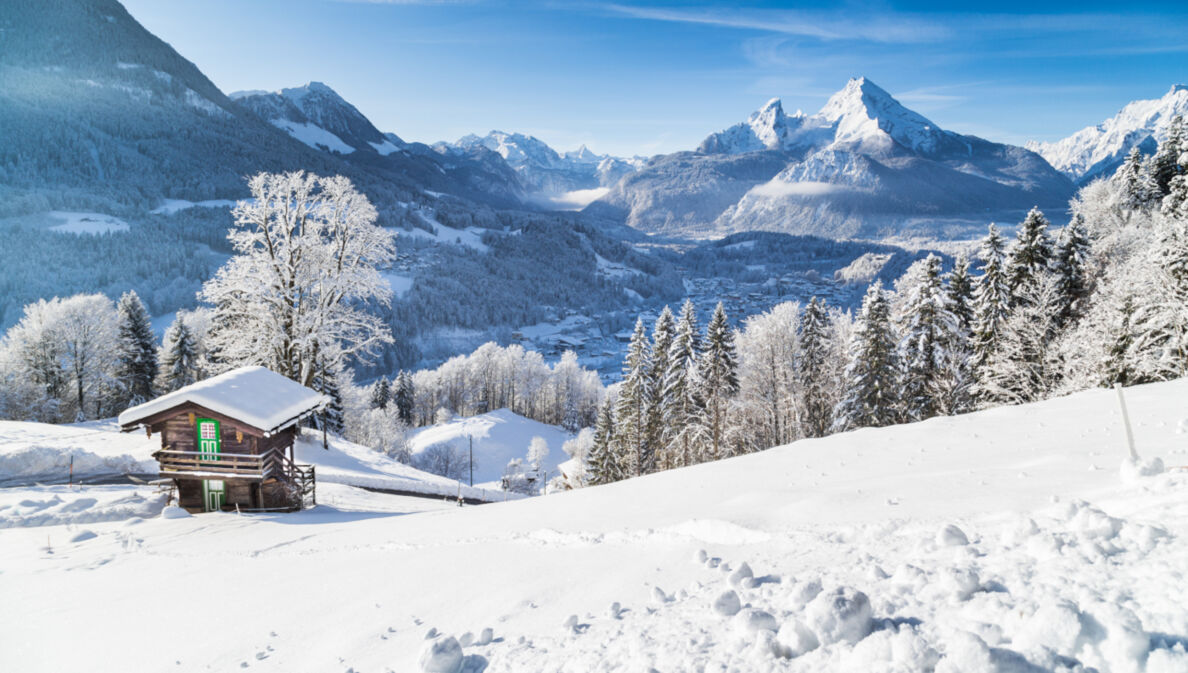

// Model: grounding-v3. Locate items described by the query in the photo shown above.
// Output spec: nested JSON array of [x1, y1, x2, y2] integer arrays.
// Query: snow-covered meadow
[[3, 379, 1187, 672]]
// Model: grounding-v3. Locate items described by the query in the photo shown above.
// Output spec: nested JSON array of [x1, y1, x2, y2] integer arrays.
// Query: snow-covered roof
[[118, 366, 328, 434]]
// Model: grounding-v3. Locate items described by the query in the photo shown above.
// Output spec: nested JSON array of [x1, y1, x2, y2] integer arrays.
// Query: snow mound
[[160, 505, 191, 519], [1120, 455, 1164, 482], [803, 586, 873, 646], [418, 636, 463, 673]]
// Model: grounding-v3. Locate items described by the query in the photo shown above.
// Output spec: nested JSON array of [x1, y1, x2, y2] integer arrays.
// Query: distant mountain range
[[435, 131, 646, 205], [586, 78, 1075, 240], [1027, 84, 1188, 184]]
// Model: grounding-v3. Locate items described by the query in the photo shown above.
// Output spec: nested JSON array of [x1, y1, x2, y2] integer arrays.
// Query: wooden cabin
[[118, 366, 328, 513]]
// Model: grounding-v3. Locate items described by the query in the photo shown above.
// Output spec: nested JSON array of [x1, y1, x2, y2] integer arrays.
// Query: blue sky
[[121, 1, 1188, 157]]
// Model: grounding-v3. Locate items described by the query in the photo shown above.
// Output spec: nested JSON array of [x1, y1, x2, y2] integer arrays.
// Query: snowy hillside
[[407, 409, 574, 486], [590, 77, 1074, 240], [232, 82, 402, 156], [4, 379, 1187, 672], [1027, 85, 1188, 183]]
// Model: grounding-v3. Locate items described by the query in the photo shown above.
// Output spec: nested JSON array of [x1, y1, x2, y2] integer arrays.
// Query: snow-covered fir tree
[[1006, 207, 1054, 303], [1051, 216, 1092, 328], [158, 315, 199, 393], [1116, 146, 1159, 212], [971, 224, 1010, 382], [370, 376, 391, 409], [796, 297, 834, 438], [698, 302, 739, 461], [114, 290, 157, 408], [310, 361, 346, 435], [1163, 174, 1188, 220], [1150, 114, 1185, 195], [1126, 214, 1188, 382], [946, 254, 975, 334], [393, 370, 415, 425], [661, 299, 704, 469], [614, 318, 653, 477], [587, 400, 620, 485], [895, 255, 959, 422], [646, 306, 676, 461], [833, 283, 899, 431], [1099, 294, 1138, 386]]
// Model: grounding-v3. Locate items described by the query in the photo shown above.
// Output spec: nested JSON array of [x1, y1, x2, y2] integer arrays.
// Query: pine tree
[[946, 254, 975, 334], [1116, 146, 1159, 211], [795, 297, 833, 438], [1051, 217, 1092, 328], [1127, 215, 1188, 382], [115, 290, 157, 407], [1163, 174, 1188, 219], [971, 224, 1010, 379], [393, 370, 415, 425], [662, 299, 704, 468], [1006, 207, 1054, 303], [1100, 294, 1137, 386], [587, 401, 620, 485], [158, 315, 198, 393], [1151, 114, 1186, 195], [311, 362, 345, 435], [832, 283, 899, 431], [646, 306, 676, 463], [370, 376, 391, 409], [614, 318, 652, 477], [895, 256, 958, 422], [697, 303, 740, 461]]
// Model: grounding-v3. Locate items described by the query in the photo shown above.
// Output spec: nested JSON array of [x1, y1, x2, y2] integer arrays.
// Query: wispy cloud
[[599, 4, 950, 43]]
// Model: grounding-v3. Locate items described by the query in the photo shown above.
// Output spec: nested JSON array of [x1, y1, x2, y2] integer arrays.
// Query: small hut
[[118, 366, 328, 513]]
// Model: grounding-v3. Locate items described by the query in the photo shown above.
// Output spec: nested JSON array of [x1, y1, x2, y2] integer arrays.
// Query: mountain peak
[[818, 77, 946, 154], [1169, 84, 1188, 96]]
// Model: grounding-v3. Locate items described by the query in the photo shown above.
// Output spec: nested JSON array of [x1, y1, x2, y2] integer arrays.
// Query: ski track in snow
[[2, 380, 1188, 672]]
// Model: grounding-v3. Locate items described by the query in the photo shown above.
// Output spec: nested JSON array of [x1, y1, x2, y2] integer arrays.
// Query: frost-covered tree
[[557, 428, 594, 489], [527, 436, 550, 480], [114, 290, 157, 407], [614, 318, 652, 476], [1051, 217, 1092, 328], [833, 284, 899, 431], [971, 224, 1010, 379], [1007, 208, 1054, 303], [0, 294, 119, 421], [1126, 215, 1188, 381], [661, 299, 704, 469], [796, 297, 834, 439], [1099, 294, 1138, 387], [698, 302, 739, 460], [895, 255, 959, 422], [310, 361, 345, 435], [1163, 174, 1188, 220], [587, 400, 620, 485], [200, 172, 396, 387], [977, 276, 1063, 406], [734, 301, 798, 451], [370, 376, 391, 410], [158, 314, 199, 393]]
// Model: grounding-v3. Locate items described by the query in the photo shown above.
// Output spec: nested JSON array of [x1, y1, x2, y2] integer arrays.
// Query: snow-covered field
[[4, 380, 1188, 672], [407, 409, 574, 486], [45, 211, 130, 234]]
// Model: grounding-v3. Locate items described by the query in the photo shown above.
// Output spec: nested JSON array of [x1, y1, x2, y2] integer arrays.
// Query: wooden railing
[[154, 448, 281, 479]]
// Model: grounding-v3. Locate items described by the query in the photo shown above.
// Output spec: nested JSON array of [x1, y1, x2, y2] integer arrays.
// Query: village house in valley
[[118, 366, 327, 513]]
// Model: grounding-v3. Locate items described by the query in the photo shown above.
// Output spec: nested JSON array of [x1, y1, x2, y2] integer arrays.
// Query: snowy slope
[[591, 77, 1073, 240], [232, 82, 397, 156], [407, 409, 574, 485], [4, 379, 1188, 672], [1027, 85, 1188, 183]]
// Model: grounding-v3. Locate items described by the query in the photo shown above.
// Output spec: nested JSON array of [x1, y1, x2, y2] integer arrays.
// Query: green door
[[196, 419, 224, 512]]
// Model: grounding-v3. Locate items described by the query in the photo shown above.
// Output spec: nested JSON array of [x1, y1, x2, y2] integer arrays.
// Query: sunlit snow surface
[[45, 211, 129, 234], [3, 380, 1188, 672]]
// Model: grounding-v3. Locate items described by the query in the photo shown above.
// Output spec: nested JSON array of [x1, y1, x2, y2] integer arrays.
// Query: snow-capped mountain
[[231, 83, 403, 156], [1027, 84, 1188, 183], [590, 78, 1074, 241], [439, 131, 645, 196]]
